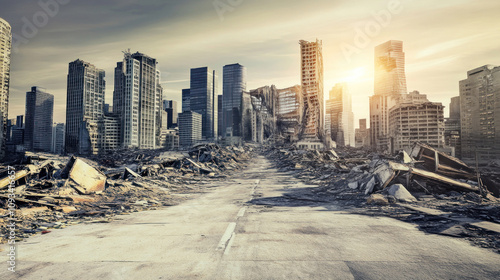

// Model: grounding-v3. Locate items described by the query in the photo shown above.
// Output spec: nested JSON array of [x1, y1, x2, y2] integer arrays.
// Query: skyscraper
[[52, 123, 65, 154], [182, 89, 191, 112], [65, 59, 105, 155], [445, 96, 461, 158], [189, 67, 217, 139], [222, 63, 247, 137], [113, 51, 163, 149], [299, 39, 324, 142], [178, 111, 202, 147], [459, 65, 500, 160], [24, 87, 54, 152], [374, 40, 407, 96], [217, 95, 223, 137], [163, 100, 178, 128], [389, 91, 445, 152], [326, 83, 355, 146], [277, 85, 303, 138], [0, 18, 12, 158], [370, 40, 408, 151]]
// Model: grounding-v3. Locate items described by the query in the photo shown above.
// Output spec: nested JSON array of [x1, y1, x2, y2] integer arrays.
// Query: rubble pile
[[262, 142, 500, 251], [0, 144, 253, 243], [264, 142, 499, 200]]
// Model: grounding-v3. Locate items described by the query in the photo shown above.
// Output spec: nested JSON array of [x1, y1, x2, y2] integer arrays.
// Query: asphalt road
[[1, 155, 499, 279]]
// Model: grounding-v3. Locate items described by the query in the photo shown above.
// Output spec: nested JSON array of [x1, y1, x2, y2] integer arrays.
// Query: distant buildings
[[459, 65, 500, 160], [355, 119, 371, 148], [299, 39, 324, 143], [113, 51, 163, 149], [163, 100, 178, 128], [65, 59, 105, 155], [389, 91, 445, 152], [6, 115, 24, 152], [276, 85, 303, 139], [217, 95, 223, 138], [326, 83, 355, 147], [98, 115, 120, 153], [178, 111, 202, 147], [52, 123, 65, 154], [445, 96, 461, 158], [222, 63, 247, 138], [24, 86, 54, 152], [0, 18, 11, 158], [188, 67, 218, 140], [182, 89, 191, 112], [370, 40, 407, 151]]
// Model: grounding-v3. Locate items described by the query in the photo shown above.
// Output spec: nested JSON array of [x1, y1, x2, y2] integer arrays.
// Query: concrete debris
[[62, 157, 107, 194], [367, 194, 389, 205], [263, 142, 500, 253], [0, 144, 253, 244], [386, 184, 417, 203]]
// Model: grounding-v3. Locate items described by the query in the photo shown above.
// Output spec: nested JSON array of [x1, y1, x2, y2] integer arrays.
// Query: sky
[[1, 0, 500, 127]]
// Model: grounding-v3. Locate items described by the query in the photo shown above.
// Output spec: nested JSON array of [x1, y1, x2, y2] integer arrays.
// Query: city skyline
[[1, 0, 500, 125]]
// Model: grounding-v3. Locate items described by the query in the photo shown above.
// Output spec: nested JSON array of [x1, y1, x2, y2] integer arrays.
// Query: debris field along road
[[2, 156, 499, 280]]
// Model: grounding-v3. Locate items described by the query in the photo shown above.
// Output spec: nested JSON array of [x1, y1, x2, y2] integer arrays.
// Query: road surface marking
[[237, 207, 247, 217], [224, 233, 236, 255], [217, 222, 236, 251]]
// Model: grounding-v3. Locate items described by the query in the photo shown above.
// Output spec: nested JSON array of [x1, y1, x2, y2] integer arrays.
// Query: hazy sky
[[1, 0, 499, 125]]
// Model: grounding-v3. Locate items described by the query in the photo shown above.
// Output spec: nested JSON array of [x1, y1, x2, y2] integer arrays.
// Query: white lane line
[[237, 207, 247, 217], [217, 222, 236, 251], [224, 233, 236, 255]]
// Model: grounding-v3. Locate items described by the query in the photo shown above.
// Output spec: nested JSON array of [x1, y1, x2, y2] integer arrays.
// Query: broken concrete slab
[[63, 157, 107, 194], [387, 184, 417, 203]]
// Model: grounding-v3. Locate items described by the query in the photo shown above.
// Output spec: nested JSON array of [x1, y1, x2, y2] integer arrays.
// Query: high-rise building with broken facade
[[189, 67, 218, 140], [326, 83, 355, 147], [24, 87, 54, 152], [0, 18, 11, 159], [222, 63, 247, 138], [65, 59, 105, 155], [389, 91, 445, 153], [113, 51, 163, 149], [299, 39, 324, 143], [277, 85, 303, 139], [355, 119, 371, 148], [370, 40, 408, 151], [459, 65, 500, 160]]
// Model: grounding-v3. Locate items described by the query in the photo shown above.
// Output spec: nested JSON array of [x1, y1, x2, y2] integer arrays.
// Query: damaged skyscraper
[[459, 65, 500, 161], [299, 39, 324, 145], [389, 91, 445, 153], [326, 83, 355, 147], [277, 85, 303, 139], [0, 18, 11, 159], [241, 86, 278, 143], [113, 51, 163, 149], [65, 59, 105, 155], [370, 40, 407, 151]]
